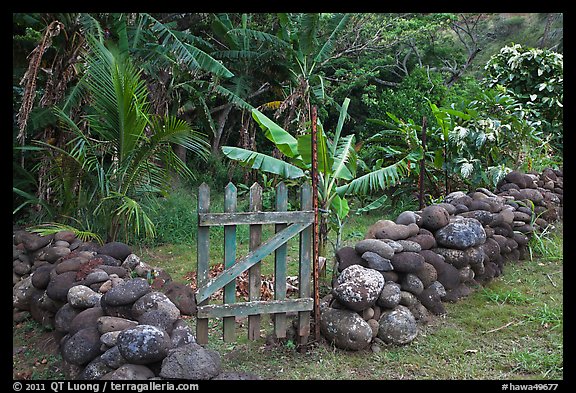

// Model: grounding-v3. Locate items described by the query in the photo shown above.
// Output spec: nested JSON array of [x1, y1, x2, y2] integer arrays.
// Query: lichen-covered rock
[[131, 291, 181, 321], [332, 265, 385, 311], [434, 217, 486, 250], [67, 285, 102, 309], [61, 327, 103, 366], [102, 278, 151, 307], [377, 281, 401, 309], [361, 251, 393, 271], [320, 308, 373, 351], [101, 364, 155, 380], [117, 325, 171, 365], [377, 305, 418, 345]]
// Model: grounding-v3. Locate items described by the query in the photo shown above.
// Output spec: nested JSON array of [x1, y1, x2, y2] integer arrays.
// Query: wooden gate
[[195, 181, 314, 344]]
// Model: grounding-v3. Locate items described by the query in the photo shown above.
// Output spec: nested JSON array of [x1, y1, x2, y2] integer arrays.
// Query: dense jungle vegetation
[[13, 12, 563, 253]]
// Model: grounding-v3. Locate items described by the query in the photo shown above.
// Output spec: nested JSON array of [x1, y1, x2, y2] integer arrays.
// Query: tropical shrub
[[484, 44, 563, 155]]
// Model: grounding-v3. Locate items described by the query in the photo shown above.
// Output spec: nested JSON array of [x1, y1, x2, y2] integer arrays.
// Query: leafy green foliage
[[484, 44, 563, 155]]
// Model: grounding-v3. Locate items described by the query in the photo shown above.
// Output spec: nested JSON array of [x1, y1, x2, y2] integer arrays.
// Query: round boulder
[[320, 308, 373, 351], [160, 343, 222, 379], [421, 205, 450, 231], [117, 325, 172, 364], [332, 265, 385, 311], [434, 217, 486, 250], [377, 305, 418, 345]]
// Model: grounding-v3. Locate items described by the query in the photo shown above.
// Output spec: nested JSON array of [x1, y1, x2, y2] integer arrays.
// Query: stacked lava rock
[[13, 230, 260, 380], [321, 168, 562, 352]]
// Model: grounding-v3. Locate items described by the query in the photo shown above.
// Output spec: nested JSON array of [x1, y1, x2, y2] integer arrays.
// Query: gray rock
[[421, 205, 450, 231], [433, 248, 469, 269], [103, 278, 151, 306], [434, 217, 486, 250], [98, 242, 132, 261], [132, 291, 181, 321], [377, 281, 401, 309], [55, 230, 76, 243], [43, 246, 71, 263], [417, 287, 446, 315], [380, 239, 404, 253], [100, 331, 122, 347], [162, 282, 197, 316], [396, 240, 421, 253], [160, 343, 222, 379], [14, 231, 52, 252], [117, 325, 172, 364], [170, 319, 196, 348], [13, 275, 34, 310], [405, 234, 436, 250], [395, 211, 418, 225], [336, 246, 366, 272], [67, 285, 102, 309], [355, 239, 395, 259], [415, 262, 437, 287], [361, 251, 393, 271], [13, 260, 31, 275], [101, 364, 155, 380], [97, 316, 139, 334], [400, 273, 424, 295], [54, 303, 82, 333], [46, 271, 79, 302], [420, 250, 461, 290], [61, 327, 103, 366], [320, 308, 373, 351], [138, 310, 175, 334], [70, 307, 105, 335], [390, 252, 425, 273], [55, 257, 87, 274], [31, 264, 54, 289], [377, 305, 418, 345], [78, 357, 113, 380], [83, 269, 110, 286], [332, 265, 385, 311], [101, 346, 127, 369]]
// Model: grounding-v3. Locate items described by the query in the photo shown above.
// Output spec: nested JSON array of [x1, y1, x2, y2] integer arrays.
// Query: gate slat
[[298, 183, 312, 343], [274, 182, 288, 338], [197, 298, 313, 319], [248, 183, 263, 340], [223, 183, 237, 342], [199, 211, 314, 226], [196, 183, 211, 345]]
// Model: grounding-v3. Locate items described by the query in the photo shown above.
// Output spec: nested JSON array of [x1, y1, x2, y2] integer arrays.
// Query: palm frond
[[144, 13, 234, 78], [27, 222, 103, 244]]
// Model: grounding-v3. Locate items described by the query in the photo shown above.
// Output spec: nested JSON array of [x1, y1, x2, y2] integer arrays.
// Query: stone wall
[[12, 167, 563, 377], [321, 168, 563, 351], [12, 234, 260, 380]]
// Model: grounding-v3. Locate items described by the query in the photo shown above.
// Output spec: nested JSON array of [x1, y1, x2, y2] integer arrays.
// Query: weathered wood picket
[[195, 181, 314, 344]]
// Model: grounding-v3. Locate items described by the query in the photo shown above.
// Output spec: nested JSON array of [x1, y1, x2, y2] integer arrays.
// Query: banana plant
[[222, 98, 417, 257]]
